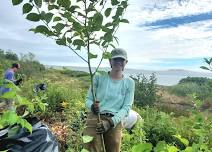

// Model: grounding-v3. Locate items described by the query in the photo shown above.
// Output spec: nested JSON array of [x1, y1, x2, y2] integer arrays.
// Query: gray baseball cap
[[111, 48, 127, 60]]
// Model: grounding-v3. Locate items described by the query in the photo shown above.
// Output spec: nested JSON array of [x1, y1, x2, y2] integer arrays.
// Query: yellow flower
[[61, 101, 69, 108]]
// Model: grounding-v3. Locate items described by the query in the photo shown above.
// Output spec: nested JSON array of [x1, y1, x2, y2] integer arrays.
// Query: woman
[[83, 48, 135, 152]]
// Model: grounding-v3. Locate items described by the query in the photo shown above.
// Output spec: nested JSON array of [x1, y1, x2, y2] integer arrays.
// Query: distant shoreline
[[46, 65, 212, 86]]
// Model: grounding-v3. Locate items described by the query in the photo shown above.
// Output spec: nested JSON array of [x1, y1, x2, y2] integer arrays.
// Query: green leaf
[[154, 141, 167, 152], [54, 23, 65, 33], [69, 5, 80, 13], [44, 13, 54, 23], [17, 95, 35, 112], [105, 22, 113, 27], [73, 22, 83, 32], [26, 13, 40, 22], [88, 52, 97, 59], [209, 57, 212, 63], [200, 66, 210, 70], [2, 111, 15, 123], [102, 26, 112, 33], [104, 32, 113, 42], [48, 5, 59, 10], [40, 11, 46, 20], [57, 0, 71, 9], [101, 40, 107, 47], [173, 135, 189, 146], [22, 3, 33, 14], [105, 8, 112, 17], [121, 1, 128, 8], [204, 58, 210, 64], [183, 147, 192, 152], [103, 52, 111, 59], [19, 118, 32, 133], [167, 145, 179, 152], [56, 38, 66, 46], [37, 101, 46, 111], [132, 143, 153, 152], [1, 90, 16, 99], [120, 19, 129, 23], [86, 3, 96, 12], [81, 149, 89, 152], [109, 43, 116, 49], [116, 7, 124, 17], [78, 12, 86, 18], [34, 0, 42, 8], [67, 38, 72, 43], [63, 12, 75, 22], [29, 25, 54, 36], [73, 39, 85, 46], [53, 17, 62, 22], [4, 80, 20, 91], [12, 0, 23, 5], [93, 12, 103, 27], [82, 135, 93, 143], [111, 0, 119, 6]]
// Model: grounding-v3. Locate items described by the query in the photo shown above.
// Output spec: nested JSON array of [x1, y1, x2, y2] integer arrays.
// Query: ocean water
[[124, 72, 212, 86], [53, 66, 212, 86], [126, 73, 197, 86]]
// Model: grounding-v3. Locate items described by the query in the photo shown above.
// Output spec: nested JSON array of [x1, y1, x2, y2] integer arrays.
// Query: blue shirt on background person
[[0, 63, 21, 96]]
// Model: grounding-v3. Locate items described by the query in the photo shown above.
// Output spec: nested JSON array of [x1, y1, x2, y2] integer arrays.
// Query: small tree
[[11, 0, 129, 151], [5, 51, 19, 61], [131, 73, 159, 107]]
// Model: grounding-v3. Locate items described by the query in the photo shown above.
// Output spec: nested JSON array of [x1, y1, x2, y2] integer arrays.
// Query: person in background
[[0, 63, 22, 112], [83, 48, 135, 152]]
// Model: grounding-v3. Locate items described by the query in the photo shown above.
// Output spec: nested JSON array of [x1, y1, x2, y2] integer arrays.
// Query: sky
[[0, 0, 212, 71]]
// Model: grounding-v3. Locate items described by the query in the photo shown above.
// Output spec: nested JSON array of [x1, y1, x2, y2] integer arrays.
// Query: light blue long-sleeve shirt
[[85, 73, 135, 127]]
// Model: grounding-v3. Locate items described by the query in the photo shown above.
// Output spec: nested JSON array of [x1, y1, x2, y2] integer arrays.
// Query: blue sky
[[0, 0, 212, 71]]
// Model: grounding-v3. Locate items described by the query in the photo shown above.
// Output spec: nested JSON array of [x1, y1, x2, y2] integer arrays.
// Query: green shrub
[[174, 112, 212, 149], [179, 77, 212, 85], [122, 118, 146, 152], [137, 107, 183, 147], [60, 68, 89, 77], [131, 73, 160, 107], [0, 50, 45, 79], [169, 82, 212, 101]]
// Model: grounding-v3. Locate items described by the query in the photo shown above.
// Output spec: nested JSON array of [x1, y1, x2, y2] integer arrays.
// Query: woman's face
[[110, 57, 128, 71]]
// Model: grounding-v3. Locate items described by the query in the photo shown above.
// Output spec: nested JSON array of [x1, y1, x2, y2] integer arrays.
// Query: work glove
[[96, 117, 114, 134], [91, 101, 100, 114], [14, 78, 23, 86], [39, 83, 47, 90]]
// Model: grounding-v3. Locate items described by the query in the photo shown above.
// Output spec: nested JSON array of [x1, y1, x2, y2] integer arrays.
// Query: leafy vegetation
[[168, 77, 212, 102], [1, 51, 212, 151], [131, 73, 160, 107], [2, 0, 212, 151]]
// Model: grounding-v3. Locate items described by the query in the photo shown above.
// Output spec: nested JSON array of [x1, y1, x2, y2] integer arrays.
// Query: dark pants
[[83, 113, 122, 152]]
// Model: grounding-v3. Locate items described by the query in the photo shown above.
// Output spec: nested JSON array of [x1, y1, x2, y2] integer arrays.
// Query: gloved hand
[[91, 101, 100, 114], [96, 117, 114, 134], [14, 78, 23, 85]]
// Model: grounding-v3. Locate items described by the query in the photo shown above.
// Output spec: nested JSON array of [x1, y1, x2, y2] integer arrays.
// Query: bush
[[179, 77, 212, 86], [169, 82, 212, 101], [174, 112, 212, 149], [131, 73, 160, 107], [0, 50, 45, 79], [137, 107, 182, 148], [60, 68, 89, 77]]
